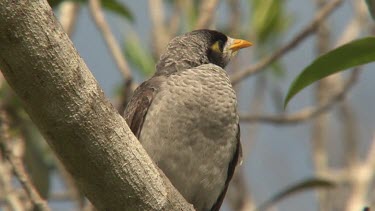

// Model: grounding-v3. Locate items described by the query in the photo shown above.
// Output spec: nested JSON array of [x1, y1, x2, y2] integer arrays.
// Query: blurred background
[[0, 0, 374, 211]]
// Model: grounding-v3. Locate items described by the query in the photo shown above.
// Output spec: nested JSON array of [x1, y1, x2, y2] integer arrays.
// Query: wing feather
[[210, 124, 242, 211], [123, 76, 165, 138]]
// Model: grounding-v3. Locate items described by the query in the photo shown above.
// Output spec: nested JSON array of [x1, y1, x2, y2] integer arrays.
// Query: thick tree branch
[[0, 1, 193, 210]]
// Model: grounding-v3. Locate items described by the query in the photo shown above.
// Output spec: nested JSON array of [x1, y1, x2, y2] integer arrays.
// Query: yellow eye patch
[[210, 41, 222, 53]]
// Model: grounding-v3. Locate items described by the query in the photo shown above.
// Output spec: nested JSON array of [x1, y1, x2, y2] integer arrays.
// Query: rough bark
[[0, 1, 193, 210]]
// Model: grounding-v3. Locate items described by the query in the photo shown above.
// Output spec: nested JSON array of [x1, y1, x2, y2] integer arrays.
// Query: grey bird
[[123, 29, 252, 211]]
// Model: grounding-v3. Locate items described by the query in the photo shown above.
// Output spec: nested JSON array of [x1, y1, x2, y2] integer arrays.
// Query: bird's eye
[[210, 40, 224, 53]]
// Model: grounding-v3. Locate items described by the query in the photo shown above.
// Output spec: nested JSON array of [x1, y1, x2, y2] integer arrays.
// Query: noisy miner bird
[[123, 29, 252, 211]]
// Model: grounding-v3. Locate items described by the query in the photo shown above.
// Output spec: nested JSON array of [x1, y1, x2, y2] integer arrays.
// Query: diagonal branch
[[240, 69, 359, 124], [88, 0, 132, 83], [0, 109, 50, 211], [230, 0, 343, 84]]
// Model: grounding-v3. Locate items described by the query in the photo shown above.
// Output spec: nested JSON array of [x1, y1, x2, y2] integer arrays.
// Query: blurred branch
[[240, 69, 359, 124], [342, 5, 374, 208], [194, 0, 220, 29], [228, 0, 241, 36], [88, 0, 133, 82], [88, 0, 135, 112], [312, 0, 332, 209], [167, 2, 182, 37], [227, 169, 254, 211], [148, 0, 169, 58], [230, 0, 343, 84], [336, 0, 368, 187], [0, 158, 25, 211], [346, 133, 375, 211], [335, 0, 369, 46], [58, 1, 80, 36], [227, 76, 266, 211], [0, 109, 50, 211]]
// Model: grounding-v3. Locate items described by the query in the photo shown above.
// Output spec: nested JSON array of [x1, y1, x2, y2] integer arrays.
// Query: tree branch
[[194, 0, 220, 29], [240, 69, 359, 124], [230, 0, 343, 84], [0, 109, 50, 211], [88, 0, 133, 83], [0, 1, 193, 210]]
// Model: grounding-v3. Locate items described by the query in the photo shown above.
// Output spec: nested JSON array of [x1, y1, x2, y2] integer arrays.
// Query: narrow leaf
[[284, 37, 375, 107], [256, 178, 335, 211], [102, 0, 134, 21]]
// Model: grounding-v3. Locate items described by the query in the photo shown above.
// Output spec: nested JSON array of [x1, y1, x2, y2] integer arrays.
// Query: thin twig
[[230, 0, 343, 84], [194, 0, 220, 29], [0, 110, 50, 211], [240, 69, 359, 124], [0, 159, 25, 211], [88, 0, 133, 82]]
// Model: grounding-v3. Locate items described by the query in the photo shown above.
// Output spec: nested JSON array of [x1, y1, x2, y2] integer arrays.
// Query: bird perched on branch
[[124, 29, 252, 211]]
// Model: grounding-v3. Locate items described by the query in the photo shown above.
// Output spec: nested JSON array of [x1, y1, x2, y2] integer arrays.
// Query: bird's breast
[[139, 64, 239, 211]]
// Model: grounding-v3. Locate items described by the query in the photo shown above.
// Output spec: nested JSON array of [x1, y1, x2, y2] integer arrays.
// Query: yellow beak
[[229, 39, 253, 51]]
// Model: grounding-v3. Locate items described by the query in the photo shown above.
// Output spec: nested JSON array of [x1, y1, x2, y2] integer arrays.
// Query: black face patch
[[191, 29, 228, 68], [190, 29, 228, 49], [194, 30, 228, 67]]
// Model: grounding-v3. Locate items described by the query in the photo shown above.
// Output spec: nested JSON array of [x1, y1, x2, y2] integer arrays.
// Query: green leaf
[[365, 0, 375, 20], [256, 178, 335, 211], [102, 0, 134, 21], [250, 0, 289, 44], [284, 37, 375, 108], [123, 35, 155, 76]]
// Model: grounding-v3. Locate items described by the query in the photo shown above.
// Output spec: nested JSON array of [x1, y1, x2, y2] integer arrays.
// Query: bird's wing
[[211, 124, 242, 211], [123, 76, 165, 138]]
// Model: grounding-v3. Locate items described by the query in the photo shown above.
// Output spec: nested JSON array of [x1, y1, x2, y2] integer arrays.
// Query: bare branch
[[88, 0, 133, 82], [148, 0, 169, 57], [240, 70, 359, 124], [0, 109, 50, 211], [0, 159, 26, 211], [194, 0, 220, 29], [230, 0, 344, 84]]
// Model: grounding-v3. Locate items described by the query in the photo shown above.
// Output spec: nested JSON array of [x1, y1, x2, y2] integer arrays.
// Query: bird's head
[[155, 29, 252, 75]]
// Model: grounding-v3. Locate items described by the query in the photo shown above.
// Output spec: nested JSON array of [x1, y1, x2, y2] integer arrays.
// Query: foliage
[[284, 37, 375, 107], [123, 34, 156, 77]]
